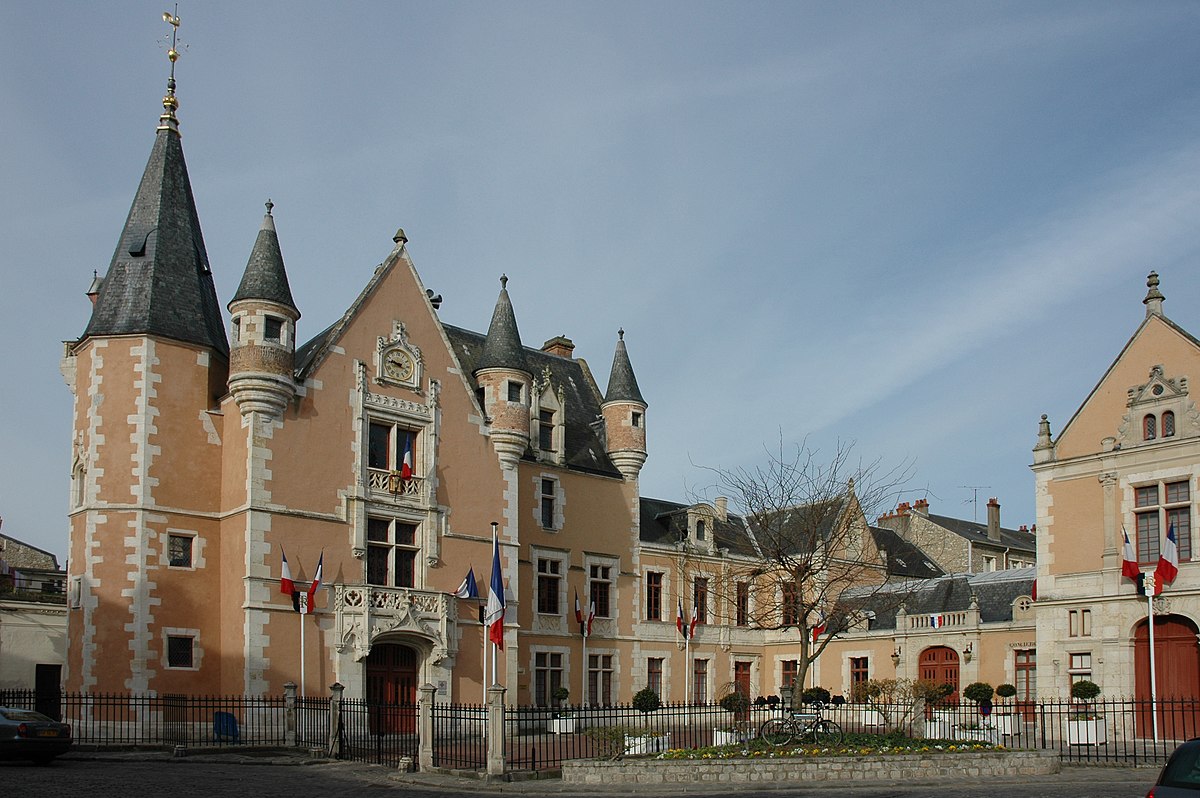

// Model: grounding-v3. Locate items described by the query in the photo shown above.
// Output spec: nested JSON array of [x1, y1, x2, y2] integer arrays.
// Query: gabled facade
[[876, 497, 1036, 575], [1032, 273, 1200, 700]]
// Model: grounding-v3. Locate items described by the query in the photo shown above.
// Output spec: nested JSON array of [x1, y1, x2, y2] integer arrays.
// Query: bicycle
[[758, 702, 844, 746]]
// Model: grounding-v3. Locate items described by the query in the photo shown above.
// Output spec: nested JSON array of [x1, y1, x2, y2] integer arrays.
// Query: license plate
[[37, 729, 58, 737]]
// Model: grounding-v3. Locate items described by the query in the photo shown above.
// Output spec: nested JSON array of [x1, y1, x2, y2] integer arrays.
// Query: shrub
[[552, 686, 570, 704], [802, 686, 831, 705], [995, 683, 1017, 700], [753, 695, 768, 707], [962, 682, 994, 704], [1070, 680, 1101, 701], [765, 695, 781, 707], [719, 691, 750, 713], [632, 687, 662, 714]]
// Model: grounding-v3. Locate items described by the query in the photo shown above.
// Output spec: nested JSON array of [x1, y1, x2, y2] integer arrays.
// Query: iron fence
[[295, 695, 328, 748], [430, 701, 487, 770], [334, 698, 419, 770]]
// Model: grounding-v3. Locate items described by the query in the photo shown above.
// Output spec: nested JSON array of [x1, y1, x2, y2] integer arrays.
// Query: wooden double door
[[366, 644, 418, 735]]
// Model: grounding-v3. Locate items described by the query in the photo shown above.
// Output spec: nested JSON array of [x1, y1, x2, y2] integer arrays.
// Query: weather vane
[[158, 6, 186, 131]]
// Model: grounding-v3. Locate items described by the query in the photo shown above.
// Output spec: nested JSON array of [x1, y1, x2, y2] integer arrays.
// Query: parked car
[[1149, 738, 1200, 797], [0, 707, 72, 764]]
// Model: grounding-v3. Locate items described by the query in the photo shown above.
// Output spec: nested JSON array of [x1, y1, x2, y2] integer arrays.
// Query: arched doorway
[[919, 646, 961, 702], [1135, 615, 1200, 737], [366, 643, 419, 734]]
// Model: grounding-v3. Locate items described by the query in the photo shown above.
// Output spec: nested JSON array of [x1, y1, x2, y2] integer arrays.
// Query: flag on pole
[[485, 530, 506, 648], [811, 610, 827, 645], [400, 433, 414, 480], [1156, 523, 1180, 586], [587, 600, 596, 637], [1122, 528, 1140, 580], [280, 548, 296, 595], [688, 605, 699, 638], [575, 589, 584, 627], [929, 614, 943, 628], [676, 597, 687, 639], [305, 552, 323, 614], [454, 567, 479, 599]]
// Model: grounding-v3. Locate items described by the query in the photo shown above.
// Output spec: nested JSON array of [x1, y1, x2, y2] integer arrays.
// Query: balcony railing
[[367, 468, 424, 498], [907, 610, 969, 630]]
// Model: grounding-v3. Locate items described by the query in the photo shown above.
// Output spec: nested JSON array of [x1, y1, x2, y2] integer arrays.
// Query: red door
[[1135, 615, 1200, 738], [919, 646, 961, 703], [366, 644, 418, 734]]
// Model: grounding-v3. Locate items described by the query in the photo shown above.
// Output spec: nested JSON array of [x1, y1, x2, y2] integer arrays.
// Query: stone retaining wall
[[561, 750, 1060, 785]]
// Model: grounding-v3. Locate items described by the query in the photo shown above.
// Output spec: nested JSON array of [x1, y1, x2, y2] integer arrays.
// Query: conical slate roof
[[603, 329, 645, 404], [230, 202, 299, 317], [474, 275, 529, 374], [82, 127, 228, 356]]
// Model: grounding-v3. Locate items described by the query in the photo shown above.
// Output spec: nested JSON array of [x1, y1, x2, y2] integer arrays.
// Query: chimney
[[715, 496, 728, 521], [541, 335, 575, 358], [912, 498, 929, 517], [987, 498, 1001, 542]]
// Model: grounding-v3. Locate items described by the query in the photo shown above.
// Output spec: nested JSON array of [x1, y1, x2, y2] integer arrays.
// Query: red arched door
[[366, 643, 418, 734], [1135, 615, 1200, 737], [919, 646, 961, 702]]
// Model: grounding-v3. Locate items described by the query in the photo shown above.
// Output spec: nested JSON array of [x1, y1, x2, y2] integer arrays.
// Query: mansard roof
[[82, 127, 228, 356], [922, 512, 1036, 554], [869, 525, 944, 579], [604, 330, 645, 405], [846, 567, 1035, 631], [445, 324, 621, 477], [474, 277, 529, 375], [638, 497, 758, 556], [230, 205, 299, 317]]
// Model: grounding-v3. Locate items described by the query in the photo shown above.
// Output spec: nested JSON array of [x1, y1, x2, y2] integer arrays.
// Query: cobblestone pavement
[[0, 754, 1156, 798]]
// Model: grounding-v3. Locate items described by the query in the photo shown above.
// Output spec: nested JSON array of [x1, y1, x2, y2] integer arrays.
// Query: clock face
[[384, 350, 414, 381]]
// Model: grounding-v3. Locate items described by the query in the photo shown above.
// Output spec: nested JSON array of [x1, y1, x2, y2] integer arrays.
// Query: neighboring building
[[0, 530, 67, 692], [1032, 273, 1200, 701], [875, 497, 1036, 575]]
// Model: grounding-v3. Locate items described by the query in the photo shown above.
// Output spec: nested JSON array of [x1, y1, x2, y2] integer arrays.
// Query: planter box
[[548, 716, 577, 734], [925, 717, 955, 739], [624, 732, 671, 755], [712, 729, 744, 746], [993, 713, 1019, 736], [952, 725, 998, 744], [1065, 718, 1107, 746]]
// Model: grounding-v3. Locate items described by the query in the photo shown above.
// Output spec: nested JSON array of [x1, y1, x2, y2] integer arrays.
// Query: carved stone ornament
[[376, 321, 424, 389]]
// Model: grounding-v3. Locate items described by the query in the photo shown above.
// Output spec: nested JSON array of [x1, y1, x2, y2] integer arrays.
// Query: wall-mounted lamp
[[891, 646, 901, 667], [963, 643, 974, 663]]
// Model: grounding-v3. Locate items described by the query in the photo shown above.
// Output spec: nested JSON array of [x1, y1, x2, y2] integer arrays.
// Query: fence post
[[284, 682, 297, 748], [327, 682, 344, 757], [418, 683, 436, 772], [486, 684, 507, 777]]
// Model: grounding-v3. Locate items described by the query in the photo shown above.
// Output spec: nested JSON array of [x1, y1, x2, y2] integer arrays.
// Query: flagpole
[[299, 592, 306, 697], [1148, 573, 1159, 745], [582, 619, 589, 708]]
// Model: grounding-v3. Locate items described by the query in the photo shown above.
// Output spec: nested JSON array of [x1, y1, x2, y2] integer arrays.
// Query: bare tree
[[685, 438, 913, 708]]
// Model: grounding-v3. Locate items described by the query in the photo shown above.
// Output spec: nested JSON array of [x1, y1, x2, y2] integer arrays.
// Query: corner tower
[[227, 201, 300, 419], [602, 329, 648, 479], [474, 275, 532, 469]]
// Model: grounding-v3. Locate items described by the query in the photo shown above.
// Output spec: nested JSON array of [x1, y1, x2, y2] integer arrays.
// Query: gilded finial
[[158, 6, 184, 132]]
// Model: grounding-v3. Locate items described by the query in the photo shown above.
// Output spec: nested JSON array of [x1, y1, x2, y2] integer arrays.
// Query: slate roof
[[474, 277, 530, 375], [870, 526, 944, 579], [82, 127, 228, 357], [923, 513, 1036, 554], [638, 497, 758, 556], [845, 567, 1035, 631], [230, 207, 299, 317], [444, 325, 621, 477], [604, 331, 645, 405]]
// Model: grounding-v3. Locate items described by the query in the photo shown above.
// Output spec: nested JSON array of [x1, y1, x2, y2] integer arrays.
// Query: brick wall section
[[561, 751, 1059, 785]]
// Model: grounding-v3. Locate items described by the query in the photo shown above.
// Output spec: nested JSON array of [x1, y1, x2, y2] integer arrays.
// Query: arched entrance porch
[[1134, 614, 1200, 737], [919, 646, 961, 701]]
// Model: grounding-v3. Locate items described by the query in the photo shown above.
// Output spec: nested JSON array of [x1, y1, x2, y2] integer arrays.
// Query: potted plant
[[714, 691, 751, 745], [993, 683, 1018, 736], [956, 682, 997, 742], [547, 686, 575, 734], [624, 688, 668, 754], [1066, 680, 1106, 745]]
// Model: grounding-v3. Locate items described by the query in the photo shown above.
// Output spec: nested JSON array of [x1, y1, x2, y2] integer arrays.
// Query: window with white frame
[[263, 315, 284, 344], [540, 478, 559, 529], [534, 651, 564, 708], [1068, 608, 1092, 637], [647, 657, 664, 697], [693, 577, 708, 625], [589, 564, 612, 617], [1068, 652, 1092, 684], [1135, 479, 1192, 565], [536, 558, 561, 615], [692, 658, 709, 703], [645, 571, 663, 621], [168, 534, 194, 568], [367, 516, 418, 587], [368, 421, 418, 474], [166, 635, 196, 669], [588, 653, 613, 706]]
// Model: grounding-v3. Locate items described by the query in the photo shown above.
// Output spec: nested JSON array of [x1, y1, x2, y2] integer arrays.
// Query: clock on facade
[[383, 349, 415, 381]]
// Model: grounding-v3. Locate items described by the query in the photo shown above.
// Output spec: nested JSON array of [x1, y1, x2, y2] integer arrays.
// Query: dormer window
[[1163, 411, 1176, 438], [264, 316, 283, 343], [538, 409, 555, 451], [696, 520, 706, 541], [1144, 414, 1157, 441]]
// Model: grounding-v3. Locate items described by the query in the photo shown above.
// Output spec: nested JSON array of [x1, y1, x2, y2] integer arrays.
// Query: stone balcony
[[333, 583, 457, 665]]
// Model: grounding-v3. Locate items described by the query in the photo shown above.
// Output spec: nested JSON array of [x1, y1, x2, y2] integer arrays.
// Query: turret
[[227, 201, 300, 419], [474, 275, 532, 469], [601, 328, 648, 479]]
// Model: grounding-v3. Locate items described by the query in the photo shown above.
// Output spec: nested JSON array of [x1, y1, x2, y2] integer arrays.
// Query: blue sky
[[3, 2, 1200, 560]]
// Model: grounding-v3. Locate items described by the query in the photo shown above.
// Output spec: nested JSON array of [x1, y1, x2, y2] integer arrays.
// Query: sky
[[3, 2, 1200, 562]]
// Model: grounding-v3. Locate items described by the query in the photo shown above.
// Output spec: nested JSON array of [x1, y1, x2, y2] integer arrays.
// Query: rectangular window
[[1136, 485, 1159, 508], [693, 577, 708, 625], [781, 582, 801, 627], [696, 520, 706, 541], [736, 582, 749, 627], [231, 317, 240, 343], [632, 412, 642, 428], [645, 572, 662, 621], [534, 652, 563, 708], [850, 656, 869, 689], [168, 534, 193, 568], [366, 517, 419, 588], [590, 565, 611, 617], [781, 660, 798, 691], [1014, 649, 1036, 701], [1137, 511, 1161, 564], [647, 657, 663, 697], [367, 422, 417, 472], [1068, 652, 1092, 683], [588, 654, 613, 706], [693, 659, 708, 704], [539, 409, 555, 451], [536, 558, 560, 615], [166, 636, 194, 669], [263, 316, 283, 343], [507, 381, 522, 402], [1135, 478, 1194, 565], [540, 479, 557, 529], [1068, 608, 1092, 637], [983, 555, 997, 572]]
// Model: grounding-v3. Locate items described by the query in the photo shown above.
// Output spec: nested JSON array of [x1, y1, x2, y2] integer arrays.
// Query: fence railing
[[2, 687, 1196, 771]]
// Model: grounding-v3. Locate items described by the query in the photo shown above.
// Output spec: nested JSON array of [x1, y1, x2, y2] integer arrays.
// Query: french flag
[[587, 600, 596, 638], [811, 610, 827, 645], [689, 606, 699, 639], [484, 529, 506, 648], [280, 548, 296, 596], [400, 433, 414, 480], [930, 614, 943, 629], [1156, 523, 1180, 587], [676, 597, 686, 638], [1122, 528, 1140, 580], [304, 552, 323, 614]]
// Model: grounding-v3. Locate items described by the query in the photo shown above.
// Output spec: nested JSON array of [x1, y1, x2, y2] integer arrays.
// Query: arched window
[[1144, 414, 1157, 440], [1162, 411, 1176, 438]]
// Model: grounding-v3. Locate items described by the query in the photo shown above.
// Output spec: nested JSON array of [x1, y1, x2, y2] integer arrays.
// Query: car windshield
[[0, 709, 52, 722], [1162, 744, 1200, 788]]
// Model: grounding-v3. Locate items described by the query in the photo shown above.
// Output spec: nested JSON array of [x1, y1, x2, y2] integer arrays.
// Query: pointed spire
[[604, 328, 645, 404], [475, 274, 529, 374], [158, 8, 183, 134], [230, 200, 299, 317], [1033, 414, 1054, 464], [1144, 271, 1165, 318]]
